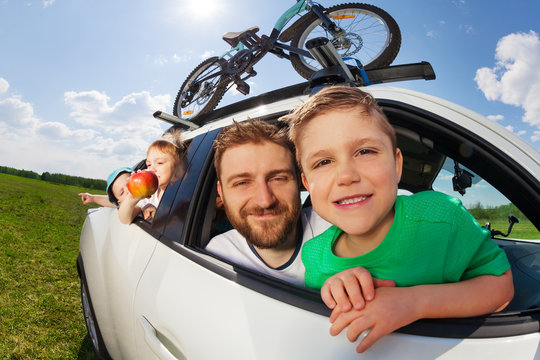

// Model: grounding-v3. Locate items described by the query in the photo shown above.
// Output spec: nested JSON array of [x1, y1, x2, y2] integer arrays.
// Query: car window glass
[[433, 158, 539, 241]]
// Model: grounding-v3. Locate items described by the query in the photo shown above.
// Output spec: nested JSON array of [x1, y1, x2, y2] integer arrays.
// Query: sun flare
[[180, 0, 224, 21]]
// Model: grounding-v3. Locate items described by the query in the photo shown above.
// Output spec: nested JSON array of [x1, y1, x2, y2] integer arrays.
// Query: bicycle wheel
[[173, 56, 228, 122], [290, 3, 401, 79]]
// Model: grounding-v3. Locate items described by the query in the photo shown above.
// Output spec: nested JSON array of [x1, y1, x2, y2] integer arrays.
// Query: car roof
[[177, 83, 540, 182]]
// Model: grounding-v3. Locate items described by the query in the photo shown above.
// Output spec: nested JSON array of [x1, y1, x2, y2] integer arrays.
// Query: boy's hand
[[330, 286, 419, 353], [321, 267, 395, 322], [78, 193, 93, 204]]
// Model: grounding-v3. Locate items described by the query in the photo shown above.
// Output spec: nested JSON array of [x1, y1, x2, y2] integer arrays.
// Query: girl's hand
[[142, 204, 156, 220]]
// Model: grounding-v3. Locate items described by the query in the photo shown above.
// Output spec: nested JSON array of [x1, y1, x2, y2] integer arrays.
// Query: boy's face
[[298, 107, 402, 240], [111, 173, 131, 205], [146, 148, 177, 189], [217, 141, 301, 249]]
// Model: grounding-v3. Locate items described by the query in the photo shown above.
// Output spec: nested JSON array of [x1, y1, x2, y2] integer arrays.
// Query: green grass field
[[0, 173, 99, 359]]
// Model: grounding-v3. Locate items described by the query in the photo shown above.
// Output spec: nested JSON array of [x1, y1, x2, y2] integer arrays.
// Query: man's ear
[[217, 180, 224, 199], [301, 173, 310, 192]]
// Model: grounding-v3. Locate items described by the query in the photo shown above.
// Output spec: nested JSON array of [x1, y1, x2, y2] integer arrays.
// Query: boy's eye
[[313, 159, 332, 169], [356, 148, 376, 156]]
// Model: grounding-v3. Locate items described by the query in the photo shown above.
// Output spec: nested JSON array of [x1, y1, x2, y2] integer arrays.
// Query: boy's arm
[[78, 193, 116, 208], [331, 270, 513, 353], [117, 195, 142, 224]]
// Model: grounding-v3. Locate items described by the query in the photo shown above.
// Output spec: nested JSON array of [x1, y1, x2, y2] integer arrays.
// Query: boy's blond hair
[[280, 86, 397, 168], [213, 119, 294, 179]]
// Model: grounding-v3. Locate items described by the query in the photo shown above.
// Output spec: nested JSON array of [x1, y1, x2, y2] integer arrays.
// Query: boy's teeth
[[338, 196, 367, 205]]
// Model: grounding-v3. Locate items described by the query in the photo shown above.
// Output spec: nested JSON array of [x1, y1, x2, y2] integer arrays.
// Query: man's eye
[[233, 181, 249, 187]]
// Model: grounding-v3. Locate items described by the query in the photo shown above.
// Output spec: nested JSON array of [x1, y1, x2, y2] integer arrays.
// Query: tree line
[[468, 202, 525, 222], [0, 165, 106, 190]]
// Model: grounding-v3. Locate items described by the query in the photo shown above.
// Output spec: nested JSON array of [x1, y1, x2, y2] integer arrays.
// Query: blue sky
[[1, 0, 539, 182]]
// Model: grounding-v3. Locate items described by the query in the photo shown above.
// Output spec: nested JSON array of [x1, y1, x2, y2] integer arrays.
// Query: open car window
[[162, 95, 540, 339]]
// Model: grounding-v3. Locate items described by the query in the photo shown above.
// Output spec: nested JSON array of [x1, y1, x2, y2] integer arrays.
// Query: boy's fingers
[[353, 327, 380, 353], [329, 307, 343, 323], [330, 309, 355, 335], [329, 281, 352, 312], [343, 275, 366, 309], [320, 284, 337, 309], [373, 279, 396, 288]]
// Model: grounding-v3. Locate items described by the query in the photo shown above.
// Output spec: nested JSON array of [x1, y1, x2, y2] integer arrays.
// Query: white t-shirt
[[137, 190, 160, 209], [205, 207, 330, 286]]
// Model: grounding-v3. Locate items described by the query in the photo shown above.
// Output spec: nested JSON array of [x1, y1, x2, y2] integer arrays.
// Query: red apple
[[127, 170, 159, 198]]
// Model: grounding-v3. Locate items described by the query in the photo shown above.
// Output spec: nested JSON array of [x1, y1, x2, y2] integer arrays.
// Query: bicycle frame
[[219, 0, 310, 62]]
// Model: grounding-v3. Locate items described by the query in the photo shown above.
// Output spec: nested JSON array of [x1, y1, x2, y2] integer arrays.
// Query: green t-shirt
[[302, 191, 511, 290]]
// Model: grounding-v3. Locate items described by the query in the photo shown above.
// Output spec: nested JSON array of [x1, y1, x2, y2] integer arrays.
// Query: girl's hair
[[147, 128, 185, 162]]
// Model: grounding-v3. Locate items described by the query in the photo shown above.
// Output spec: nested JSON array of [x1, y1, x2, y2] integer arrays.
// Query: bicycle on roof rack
[[173, 0, 401, 123]]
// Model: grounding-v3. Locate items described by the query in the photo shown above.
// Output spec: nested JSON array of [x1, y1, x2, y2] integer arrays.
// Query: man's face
[[217, 141, 301, 249]]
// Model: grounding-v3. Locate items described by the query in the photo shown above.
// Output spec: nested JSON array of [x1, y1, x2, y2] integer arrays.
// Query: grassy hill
[[0, 173, 100, 359]]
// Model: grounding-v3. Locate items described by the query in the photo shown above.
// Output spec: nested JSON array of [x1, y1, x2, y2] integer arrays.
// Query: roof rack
[[153, 39, 436, 129]]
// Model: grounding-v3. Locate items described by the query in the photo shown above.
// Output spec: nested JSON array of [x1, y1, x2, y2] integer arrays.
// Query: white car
[[78, 63, 540, 360]]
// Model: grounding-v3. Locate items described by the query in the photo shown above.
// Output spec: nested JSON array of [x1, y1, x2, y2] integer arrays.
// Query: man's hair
[[280, 86, 397, 167], [213, 119, 295, 179]]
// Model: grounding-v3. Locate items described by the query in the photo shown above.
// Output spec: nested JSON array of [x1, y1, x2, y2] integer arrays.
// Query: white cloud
[[0, 78, 9, 94], [0, 95, 39, 129], [64, 90, 170, 141], [474, 31, 540, 129], [43, 0, 55, 8], [460, 24, 474, 34], [200, 50, 216, 59], [532, 131, 540, 143], [504, 125, 514, 133], [487, 114, 504, 122], [0, 82, 172, 178]]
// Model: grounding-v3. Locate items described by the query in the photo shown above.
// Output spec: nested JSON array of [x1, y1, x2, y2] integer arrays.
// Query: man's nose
[[253, 182, 277, 208]]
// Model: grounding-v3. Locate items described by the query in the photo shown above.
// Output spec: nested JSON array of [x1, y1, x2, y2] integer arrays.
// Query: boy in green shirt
[[281, 85, 513, 353]]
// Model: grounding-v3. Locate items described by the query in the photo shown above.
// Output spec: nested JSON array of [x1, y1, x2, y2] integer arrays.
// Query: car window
[[433, 158, 539, 241]]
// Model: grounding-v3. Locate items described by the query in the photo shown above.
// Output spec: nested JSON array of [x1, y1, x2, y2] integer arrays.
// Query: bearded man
[[205, 119, 330, 286]]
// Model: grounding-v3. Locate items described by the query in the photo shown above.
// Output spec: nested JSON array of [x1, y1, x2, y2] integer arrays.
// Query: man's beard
[[224, 198, 301, 249]]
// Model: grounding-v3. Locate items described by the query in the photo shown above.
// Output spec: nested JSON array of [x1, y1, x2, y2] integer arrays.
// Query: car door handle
[[139, 316, 187, 360]]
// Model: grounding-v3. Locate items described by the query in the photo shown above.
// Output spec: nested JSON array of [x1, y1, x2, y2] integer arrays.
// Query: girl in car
[[118, 129, 186, 224]]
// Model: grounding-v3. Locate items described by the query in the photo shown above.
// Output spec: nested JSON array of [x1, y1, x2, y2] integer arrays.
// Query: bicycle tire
[[173, 57, 228, 122], [290, 3, 401, 79]]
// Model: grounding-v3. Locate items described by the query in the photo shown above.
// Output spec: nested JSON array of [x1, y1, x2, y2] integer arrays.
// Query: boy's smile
[[299, 106, 403, 251]]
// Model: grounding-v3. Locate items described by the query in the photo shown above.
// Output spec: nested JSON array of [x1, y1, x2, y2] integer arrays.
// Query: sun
[[180, 0, 225, 21]]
